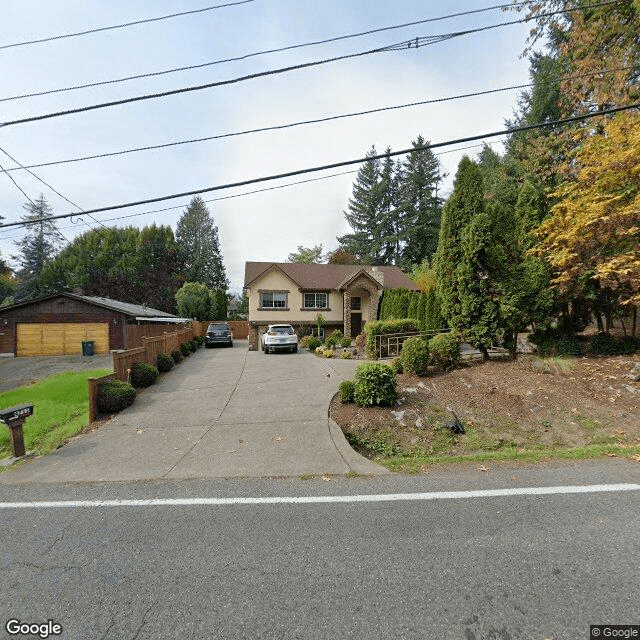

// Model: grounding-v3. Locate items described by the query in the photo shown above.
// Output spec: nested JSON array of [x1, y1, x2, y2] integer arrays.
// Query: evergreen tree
[[434, 158, 499, 359], [398, 136, 443, 265], [176, 197, 227, 292], [13, 195, 64, 301], [337, 147, 386, 263], [286, 244, 324, 263]]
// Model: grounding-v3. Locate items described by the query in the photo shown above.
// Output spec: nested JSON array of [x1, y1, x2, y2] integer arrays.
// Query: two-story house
[[244, 262, 418, 350]]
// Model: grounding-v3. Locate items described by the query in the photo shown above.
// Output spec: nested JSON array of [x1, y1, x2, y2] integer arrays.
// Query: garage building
[[0, 292, 179, 357]]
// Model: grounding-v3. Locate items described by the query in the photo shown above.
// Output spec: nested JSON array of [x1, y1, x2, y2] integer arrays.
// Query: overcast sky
[[0, 1, 534, 294]]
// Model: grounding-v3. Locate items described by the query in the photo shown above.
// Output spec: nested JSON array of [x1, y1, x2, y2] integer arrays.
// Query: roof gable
[[244, 262, 418, 291]]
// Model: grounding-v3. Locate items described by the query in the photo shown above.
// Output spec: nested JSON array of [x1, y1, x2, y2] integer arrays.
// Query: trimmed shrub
[[400, 336, 430, 376], [616, 335, 640, 355], [188, 340, 198, 353], [156, 352, 174, 373], [299, 335, 311, 348], [528, 328, 581, 357], [353, 362, 397, 407], [315, 346, 325, 355], [587, 332, 617, 355], [307, 336, 321, 351], [428, 332, 461, 369], [340, 336, 352, 348], [180, 342, 191, 357], [339, 380, 355, 403], [97, 380, 136, 414], [365, 319, 421, 358], [131, 361, 159, 388], [390, 357, 403, 374], [194, 335, 205, 347], [323, 349, 334, 358], [171, 348, 183, 364], [355, 332, 367, 351], [325, 329, 344, 348], [340, 350, 353, 359]]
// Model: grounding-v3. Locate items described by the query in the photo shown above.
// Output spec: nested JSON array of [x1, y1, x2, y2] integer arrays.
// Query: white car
[[261, 324, 298, 354]]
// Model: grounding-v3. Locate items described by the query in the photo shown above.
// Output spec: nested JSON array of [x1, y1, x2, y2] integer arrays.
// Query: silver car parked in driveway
[[261, 324, 298, 354]]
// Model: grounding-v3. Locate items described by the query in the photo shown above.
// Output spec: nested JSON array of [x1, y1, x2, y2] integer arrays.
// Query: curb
[[328, 418, 391, 476]]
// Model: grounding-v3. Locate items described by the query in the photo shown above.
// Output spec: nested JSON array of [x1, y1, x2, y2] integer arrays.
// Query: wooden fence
[[227, 321, 249, 339], [124, 322, 206, 349], [88, 326, 196, 421], [87, 372, 116, 423]]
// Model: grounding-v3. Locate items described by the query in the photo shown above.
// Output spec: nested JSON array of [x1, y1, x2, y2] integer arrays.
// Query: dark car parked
[[205, 322, 233, 348]]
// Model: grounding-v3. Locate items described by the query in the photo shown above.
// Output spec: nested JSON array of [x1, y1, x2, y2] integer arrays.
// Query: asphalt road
[[1, 461, 638, 640]]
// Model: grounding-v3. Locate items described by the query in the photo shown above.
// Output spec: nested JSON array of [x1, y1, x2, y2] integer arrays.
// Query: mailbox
[[0, 403, 33, 458], [0, 404, 34, 424]]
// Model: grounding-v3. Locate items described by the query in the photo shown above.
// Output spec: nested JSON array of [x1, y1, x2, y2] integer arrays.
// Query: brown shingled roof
[[244, 262, 418, 291]]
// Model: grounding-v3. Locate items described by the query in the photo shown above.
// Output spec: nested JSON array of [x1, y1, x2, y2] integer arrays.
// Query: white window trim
[[259, 291, 288, 309]]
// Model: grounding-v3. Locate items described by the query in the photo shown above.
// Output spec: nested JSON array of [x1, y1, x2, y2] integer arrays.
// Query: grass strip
[[379, 444, 640, 474], [0, 369, 111, 459]]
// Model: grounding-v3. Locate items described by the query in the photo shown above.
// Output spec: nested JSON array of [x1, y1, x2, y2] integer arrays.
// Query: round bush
[[156, 352, 174, 373], [353, 362, 397, 407], [399, 336, 430, 376], [428, 332, 461, 369], [588, 332, 617, 355], [171, 348, 183, 364], [340, 350, 353, 359], [323, 349, 334, 358], [97, 380, 136, 414], [180, 342, 191, 357], [131, 361, 159, 388], [390, 356, 403, 374], [339, 380, 355, 403], [325, 329, 344, 348], [355, 332, 366, 351], [193, 335, 204, 347], [340, 336, 353, 348], [188, 340, 198, 353], [616, 335, 640, 355], [307, 336, 321, 351]]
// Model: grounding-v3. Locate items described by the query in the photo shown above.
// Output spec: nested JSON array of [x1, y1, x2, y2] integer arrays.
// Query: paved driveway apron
[[1, 343, 384, 482]]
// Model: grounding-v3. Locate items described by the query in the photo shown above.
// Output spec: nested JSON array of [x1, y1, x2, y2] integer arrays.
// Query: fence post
[[88, 377, 98, 423]]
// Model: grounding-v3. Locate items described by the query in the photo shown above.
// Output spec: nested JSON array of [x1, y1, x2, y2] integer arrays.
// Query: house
[[0, 292, 181, 357], [244, 262, 419, 350]]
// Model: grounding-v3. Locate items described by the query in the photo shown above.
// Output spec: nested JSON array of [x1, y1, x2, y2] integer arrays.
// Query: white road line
[[0, 484, 638, 509]]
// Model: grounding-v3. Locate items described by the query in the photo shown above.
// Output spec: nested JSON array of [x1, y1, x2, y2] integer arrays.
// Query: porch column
[[343, 291, 351, 337], [248, 323, 259, 351], [370, 290, 381, 323]]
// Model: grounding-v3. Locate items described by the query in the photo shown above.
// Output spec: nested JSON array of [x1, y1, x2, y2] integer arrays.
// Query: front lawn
[[0, 369, 111, 459]]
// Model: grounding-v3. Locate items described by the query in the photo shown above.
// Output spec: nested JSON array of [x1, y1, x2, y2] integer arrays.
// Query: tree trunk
[[510, 330, 518, 361], [620, 318, 627, 336], [596, 313, 605, 333], [479, 345, 490, 361], [632, 307, 637, 338]]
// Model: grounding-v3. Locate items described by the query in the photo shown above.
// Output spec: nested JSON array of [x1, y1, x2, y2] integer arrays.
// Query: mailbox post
[[0, 404, 33, 458]]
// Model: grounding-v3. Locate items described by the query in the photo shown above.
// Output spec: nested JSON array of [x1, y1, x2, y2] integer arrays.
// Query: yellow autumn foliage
[[535, 112, 640, 305]]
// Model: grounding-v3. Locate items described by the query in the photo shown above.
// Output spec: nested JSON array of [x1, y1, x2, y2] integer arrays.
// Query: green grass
[[380, 443, 640, 473], [0, 369, 111, 459]]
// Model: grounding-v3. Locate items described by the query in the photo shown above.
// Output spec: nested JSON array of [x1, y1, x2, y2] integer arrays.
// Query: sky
[[0, 0, 535, 294]]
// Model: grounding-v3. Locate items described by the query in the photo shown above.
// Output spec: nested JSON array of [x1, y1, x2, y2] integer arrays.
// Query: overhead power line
[[0, 0, 257, 51], [1, 102, 637, 231], [0, 142, 493, 241], [0, 2, 532, 103], [0, 0, 623, 129], [3, 64, 635, 174]]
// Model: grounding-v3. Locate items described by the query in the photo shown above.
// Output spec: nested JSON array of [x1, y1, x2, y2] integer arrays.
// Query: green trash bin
[[82, 340, 95, 356]]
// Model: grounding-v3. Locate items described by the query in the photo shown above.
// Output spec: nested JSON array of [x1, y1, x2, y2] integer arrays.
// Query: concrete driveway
[[0, 341, 386, 482]]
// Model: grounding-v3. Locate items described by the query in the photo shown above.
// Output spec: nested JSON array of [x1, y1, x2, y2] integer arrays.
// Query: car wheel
[[229, 342, 233, 348], [292, 346, 297, 353]]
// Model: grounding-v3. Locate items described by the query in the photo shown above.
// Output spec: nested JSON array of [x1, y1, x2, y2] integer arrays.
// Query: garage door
[[16, 323, 110, 357]]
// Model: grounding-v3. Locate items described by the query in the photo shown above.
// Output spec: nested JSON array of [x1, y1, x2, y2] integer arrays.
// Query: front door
[[350, 313, 362, 337]]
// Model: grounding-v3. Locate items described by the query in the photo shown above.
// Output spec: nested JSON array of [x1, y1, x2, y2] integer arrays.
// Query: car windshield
[[271, 326, 295, 335], [209, 324, 228, 331]]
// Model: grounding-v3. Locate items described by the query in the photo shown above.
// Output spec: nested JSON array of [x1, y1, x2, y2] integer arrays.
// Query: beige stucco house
[[244, 262, 418, 350]]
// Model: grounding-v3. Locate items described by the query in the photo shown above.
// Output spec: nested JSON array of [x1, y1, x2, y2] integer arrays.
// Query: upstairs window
[[304, 292, 328, 309], [260, 292, 287, 308], [350, 296, 361, 310]]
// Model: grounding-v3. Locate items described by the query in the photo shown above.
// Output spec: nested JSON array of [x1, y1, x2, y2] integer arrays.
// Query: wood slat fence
[[88, 326, 196, 421]]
